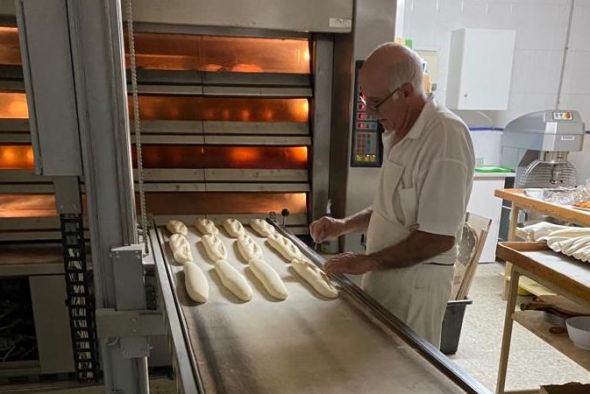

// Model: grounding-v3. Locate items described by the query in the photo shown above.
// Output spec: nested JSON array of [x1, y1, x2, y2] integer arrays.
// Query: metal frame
[[132, 22, 311, 39], [149, 218, 489, 394], [148, 226, 202, 394], [125, 0, 353, 34], [310, 34, 334, 221]]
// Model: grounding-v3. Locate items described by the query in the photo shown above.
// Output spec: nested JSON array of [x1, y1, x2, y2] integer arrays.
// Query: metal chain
[[125, 0, 148, 253]]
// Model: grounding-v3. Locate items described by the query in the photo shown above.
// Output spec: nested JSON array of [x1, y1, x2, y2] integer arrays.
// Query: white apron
[[361, 155, 454, 348]]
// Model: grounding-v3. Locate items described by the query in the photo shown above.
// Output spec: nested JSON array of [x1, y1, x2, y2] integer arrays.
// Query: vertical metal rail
[[67, 0, 149, 391], [60, 213, 99, 382]]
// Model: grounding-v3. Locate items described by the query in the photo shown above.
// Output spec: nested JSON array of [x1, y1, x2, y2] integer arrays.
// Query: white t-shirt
[[381, 96, 475, 265]]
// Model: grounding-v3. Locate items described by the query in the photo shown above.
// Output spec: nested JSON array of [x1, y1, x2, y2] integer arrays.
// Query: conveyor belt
[[149, 220, 490, 394]]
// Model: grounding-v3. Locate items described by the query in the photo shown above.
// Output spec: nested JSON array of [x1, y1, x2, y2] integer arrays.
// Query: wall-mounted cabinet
[[447, 28, 516, 111]]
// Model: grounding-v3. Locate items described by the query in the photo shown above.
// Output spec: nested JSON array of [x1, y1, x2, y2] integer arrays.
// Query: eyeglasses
[[360, 86, 401, 112]]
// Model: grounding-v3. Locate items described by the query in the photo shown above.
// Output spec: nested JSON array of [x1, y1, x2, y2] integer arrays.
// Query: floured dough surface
[[223, 218, 246, 238], [194, 218, 219, 236], [201, 234, 227, 262], [215, 260, 253, 301], [236, 234, 263, 262], [169, 233, 192, 264], [267, 233, 304, 262], [249, 218, 276, 237], [166, 219, 188, 236], [183, 262, 209, 303], [291, 258, 338, 299], [249, 258, 288, 300]]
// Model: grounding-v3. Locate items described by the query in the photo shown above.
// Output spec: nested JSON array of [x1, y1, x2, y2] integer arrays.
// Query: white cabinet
[[467, 175, 513, 262], [447, 28, 516, 110]]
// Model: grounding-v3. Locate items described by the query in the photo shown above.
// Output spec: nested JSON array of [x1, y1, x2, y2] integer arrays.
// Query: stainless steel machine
[[500, 110, 585, 188], [1, 0, 490, 392]]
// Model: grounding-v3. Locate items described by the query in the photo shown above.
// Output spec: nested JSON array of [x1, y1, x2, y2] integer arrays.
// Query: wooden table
[[496, 242, 590, 394], [494, 189, 590, 297]]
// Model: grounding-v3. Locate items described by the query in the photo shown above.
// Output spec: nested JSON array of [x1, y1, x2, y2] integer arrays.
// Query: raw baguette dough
[[249, 258, 288, 300], [194, 218, 219, 236], [223, 218, 245, 238], [515, 222, 570, 242], [183, 263, 209, 303], [169, 234, 192, 264], [562, 236, 590, 256], [201, 234, 227, 262], [214, 260, 253, 301], [545, 227, 590, 238], [236, 234, 263, 262], [166, 219, 188, 236], [249, 218, 276, 237], [573, 244, 590, 261], [267, 233, 303, 261], [291, 258, 338, 298]]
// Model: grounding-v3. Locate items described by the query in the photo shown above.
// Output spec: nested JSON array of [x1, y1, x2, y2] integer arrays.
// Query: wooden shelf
[[500, 272, 556, 296], [513, 311, 590, 371], [518, 276, 556, 296], [494, 189, 590, 227]]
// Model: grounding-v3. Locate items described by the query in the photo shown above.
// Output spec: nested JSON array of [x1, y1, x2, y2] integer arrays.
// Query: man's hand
[[324, 252, 380, 275], [309, 216, 346, 243]]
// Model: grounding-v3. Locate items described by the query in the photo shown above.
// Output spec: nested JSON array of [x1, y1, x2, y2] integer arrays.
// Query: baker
[[310, 43, 475, 347]]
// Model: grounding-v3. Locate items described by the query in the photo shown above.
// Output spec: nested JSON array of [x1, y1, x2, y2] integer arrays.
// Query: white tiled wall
[[401, 0, 590, 168]]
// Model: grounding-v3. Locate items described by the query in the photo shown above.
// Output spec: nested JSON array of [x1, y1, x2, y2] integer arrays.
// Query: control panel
[[351, 60, 383, 167]]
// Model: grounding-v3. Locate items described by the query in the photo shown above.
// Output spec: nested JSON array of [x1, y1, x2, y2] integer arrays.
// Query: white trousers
[[361, 263, 454, 348]]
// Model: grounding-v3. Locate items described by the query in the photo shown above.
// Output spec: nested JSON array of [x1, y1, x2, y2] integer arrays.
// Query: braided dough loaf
[[249, 219, 275, 237], [291, 258, 338, 299], [169, 233, 192, 264], [223, 218, 245, 238], [236, 234, 263, 262], [194, 218, 219, 236], [166, 220, 188, 236], [267, 233, 303, 262], [201, 234, 227, 262]]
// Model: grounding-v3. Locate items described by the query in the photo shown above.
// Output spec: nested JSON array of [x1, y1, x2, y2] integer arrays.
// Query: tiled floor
[[449, 262, 590, 392]]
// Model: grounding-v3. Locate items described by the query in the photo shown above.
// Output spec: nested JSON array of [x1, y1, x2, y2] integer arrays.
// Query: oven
[[0, 24, 331, 240]]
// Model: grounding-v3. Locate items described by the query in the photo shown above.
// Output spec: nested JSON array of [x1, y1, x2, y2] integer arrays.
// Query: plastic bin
[[440, 298, 472, 355]]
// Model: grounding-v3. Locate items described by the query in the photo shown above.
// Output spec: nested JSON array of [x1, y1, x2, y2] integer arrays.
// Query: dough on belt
[[249, 218, 276, 237], [223, 218, 245, 238], [237, 234, 263, 262], [169, 233, 192, 264], [267, 233, 303, 262], [201, 234, 227, 262], [166, 219, 188, 236], [215, 260, 253, 301], [183, 262, 209, 303], [195, 218, 219, 236], [249, 258, 288, 300], [291, 258, 338, 299]]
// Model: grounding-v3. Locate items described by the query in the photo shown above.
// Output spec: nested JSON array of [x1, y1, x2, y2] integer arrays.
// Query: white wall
[[400, 0, 590, 179]]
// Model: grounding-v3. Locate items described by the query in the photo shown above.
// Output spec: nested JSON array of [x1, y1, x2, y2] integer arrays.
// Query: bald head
[[360, 43, 424, 95]]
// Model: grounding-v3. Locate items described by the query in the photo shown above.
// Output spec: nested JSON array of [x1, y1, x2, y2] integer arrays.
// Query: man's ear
[[401, 82, 414, 99]]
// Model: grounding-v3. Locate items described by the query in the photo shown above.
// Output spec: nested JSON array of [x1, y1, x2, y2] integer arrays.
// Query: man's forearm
[[369, 230, 455, 269], [342, 207, 373, 234]]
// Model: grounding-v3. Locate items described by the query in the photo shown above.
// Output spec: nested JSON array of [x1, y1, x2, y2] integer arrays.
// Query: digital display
[[552, 111, 573, 121]]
